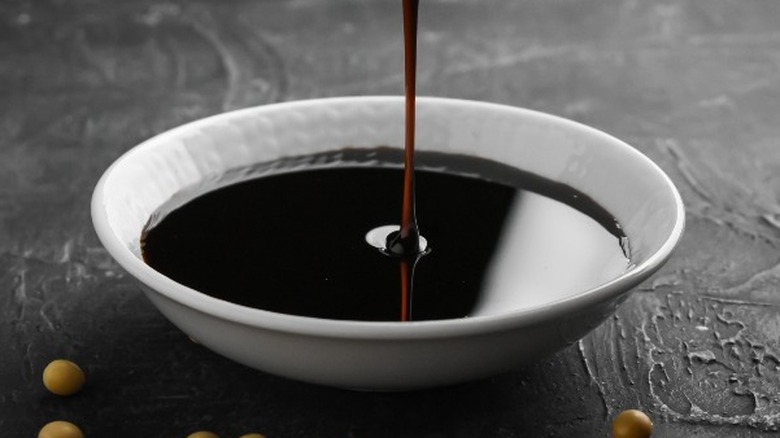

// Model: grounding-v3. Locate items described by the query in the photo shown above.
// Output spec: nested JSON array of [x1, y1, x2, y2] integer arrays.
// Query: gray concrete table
[[2, 0, 780, 436]]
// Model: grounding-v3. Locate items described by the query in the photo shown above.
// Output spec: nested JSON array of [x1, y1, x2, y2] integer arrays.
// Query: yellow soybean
[[612, 409, 653, 438], [42, 360, 85, 396], [38, 421, 84, 438]]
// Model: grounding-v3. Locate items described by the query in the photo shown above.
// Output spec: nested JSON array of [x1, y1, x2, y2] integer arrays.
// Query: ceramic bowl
[[92, 97, 684, 390]]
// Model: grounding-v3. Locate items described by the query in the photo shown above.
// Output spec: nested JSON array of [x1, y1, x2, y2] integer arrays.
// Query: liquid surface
[[141, 151, 630, 322]]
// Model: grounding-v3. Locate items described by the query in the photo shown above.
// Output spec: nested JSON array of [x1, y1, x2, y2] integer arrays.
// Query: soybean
[[42, 360, 85, 396], [612, 409, 653, 438], [38, 421, 83, 438]]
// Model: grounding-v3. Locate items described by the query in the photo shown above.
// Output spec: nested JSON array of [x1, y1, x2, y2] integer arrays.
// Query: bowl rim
[[91, 96, 685, 340]]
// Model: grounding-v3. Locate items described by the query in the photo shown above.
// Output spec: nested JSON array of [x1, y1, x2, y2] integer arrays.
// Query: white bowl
[[92, 97, 684, 390]]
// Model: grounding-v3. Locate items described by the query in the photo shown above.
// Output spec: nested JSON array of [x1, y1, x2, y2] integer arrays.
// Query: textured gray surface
[[2, 0, 780, 436]]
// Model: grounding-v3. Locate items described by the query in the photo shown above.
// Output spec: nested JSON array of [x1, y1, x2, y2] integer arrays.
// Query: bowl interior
[[93, 97, 683, 318]]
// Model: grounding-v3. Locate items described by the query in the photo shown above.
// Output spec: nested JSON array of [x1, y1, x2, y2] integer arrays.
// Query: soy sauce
[[388, 0, 421, 256], [141, 150, 630, 322], [381, 0, 423, 321]]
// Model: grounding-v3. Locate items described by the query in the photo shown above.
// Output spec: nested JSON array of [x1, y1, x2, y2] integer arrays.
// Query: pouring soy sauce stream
[[384, 0, 425, 321]]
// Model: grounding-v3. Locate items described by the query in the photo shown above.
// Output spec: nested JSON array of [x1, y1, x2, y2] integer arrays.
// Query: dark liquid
[[390, 0, 421, 255], [142, 151, 630, 322], [382, 0, 422, 321]]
